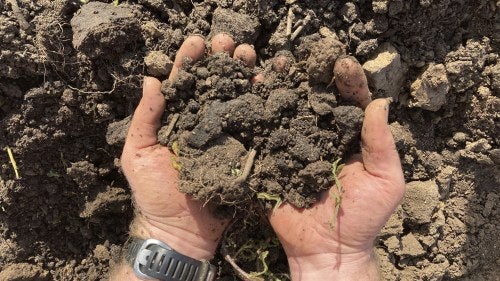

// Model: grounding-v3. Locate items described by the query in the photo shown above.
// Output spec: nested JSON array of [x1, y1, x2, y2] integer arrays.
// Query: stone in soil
[[363, 43, 405, 100]]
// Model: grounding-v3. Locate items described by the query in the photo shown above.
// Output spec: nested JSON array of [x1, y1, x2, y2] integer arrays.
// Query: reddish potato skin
[[333, 55, 372, 108], [272, 55, 290, 73], [233, 44, 256, 68]]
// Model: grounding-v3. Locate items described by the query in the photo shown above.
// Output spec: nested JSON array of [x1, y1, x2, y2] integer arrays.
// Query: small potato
[[333, 55, 372, 108], [272, 55, 290, 73], [233, 44, 257, 68]]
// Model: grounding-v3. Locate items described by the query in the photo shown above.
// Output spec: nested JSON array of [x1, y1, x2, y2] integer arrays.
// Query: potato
[[233, 44, 256, 68], [333, 55, 372, 108]]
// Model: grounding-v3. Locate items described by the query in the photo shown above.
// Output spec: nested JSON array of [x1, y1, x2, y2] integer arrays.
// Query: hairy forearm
[[288, 250, 381, 281], [110, 264, 145, 281]]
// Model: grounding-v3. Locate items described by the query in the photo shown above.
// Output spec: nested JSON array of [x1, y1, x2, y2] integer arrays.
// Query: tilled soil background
[[0, 0, 499, 280]]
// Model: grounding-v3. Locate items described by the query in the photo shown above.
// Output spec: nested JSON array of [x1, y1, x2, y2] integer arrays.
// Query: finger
[[361, 98, 402, 179], [210, 33, 236, 56], [124, 77, 165, 150], [233, 44, 256, 68], [169, 35, 206, 81]]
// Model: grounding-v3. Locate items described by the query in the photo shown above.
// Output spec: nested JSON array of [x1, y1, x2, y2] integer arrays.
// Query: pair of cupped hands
[[118, 34, 405, 280]]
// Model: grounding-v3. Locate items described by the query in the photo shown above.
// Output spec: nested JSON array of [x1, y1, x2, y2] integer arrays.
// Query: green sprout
[[171, 141, 180, 156], [329, 158, 345, 228], [113, 0, 119, 6], [231, 168, 242, 177], [171, 156, 182, 171], [257, 192, 282, 212], [6, 147, 20, 179]]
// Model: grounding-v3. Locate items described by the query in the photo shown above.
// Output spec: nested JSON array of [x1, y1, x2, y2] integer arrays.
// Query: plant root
[[221, 220, 265, 281], [232, 148, 257, 186], [163, 113, 180, 140]]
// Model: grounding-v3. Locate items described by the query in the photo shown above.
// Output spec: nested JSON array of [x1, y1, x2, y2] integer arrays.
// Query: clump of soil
[[158, 50, 360, 208]]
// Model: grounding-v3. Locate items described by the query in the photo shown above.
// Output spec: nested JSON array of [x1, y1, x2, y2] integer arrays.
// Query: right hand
[[269, 99, 406, 280]]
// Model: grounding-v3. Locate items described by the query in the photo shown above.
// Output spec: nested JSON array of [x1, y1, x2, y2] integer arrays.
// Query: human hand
[[269, 99, 405, 280], [120, 34, 258, 261]]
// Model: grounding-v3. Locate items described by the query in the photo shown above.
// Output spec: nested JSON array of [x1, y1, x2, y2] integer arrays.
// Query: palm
[[270, 99, 405, 260], [122, 144, 225, 241]]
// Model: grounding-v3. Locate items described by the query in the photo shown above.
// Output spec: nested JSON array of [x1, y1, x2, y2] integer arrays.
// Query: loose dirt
[[0, 0, 498, 280]]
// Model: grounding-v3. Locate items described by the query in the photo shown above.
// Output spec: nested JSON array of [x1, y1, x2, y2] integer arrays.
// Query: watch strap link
[[127, 238, 216, 281]]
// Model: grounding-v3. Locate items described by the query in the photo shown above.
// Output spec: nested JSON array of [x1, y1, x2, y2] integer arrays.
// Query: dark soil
[[0, 0, 498, 280]]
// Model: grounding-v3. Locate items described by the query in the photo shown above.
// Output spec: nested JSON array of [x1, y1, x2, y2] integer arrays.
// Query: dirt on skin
[[0, 0, 498, 280]]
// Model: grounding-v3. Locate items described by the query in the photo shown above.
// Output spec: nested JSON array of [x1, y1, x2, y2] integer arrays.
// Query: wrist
[[130, 215, 218, 260], [287, 250, 380, 281]]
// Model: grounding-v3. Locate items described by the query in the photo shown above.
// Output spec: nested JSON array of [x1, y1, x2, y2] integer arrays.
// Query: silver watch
[[126, 237, 216, 281]]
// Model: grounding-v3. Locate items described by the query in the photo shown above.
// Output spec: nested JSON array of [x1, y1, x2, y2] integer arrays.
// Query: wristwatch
[[126, 237, 217, 281]]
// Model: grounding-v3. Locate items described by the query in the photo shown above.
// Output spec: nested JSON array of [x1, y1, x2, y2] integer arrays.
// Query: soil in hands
[[0, 0, 498, 280]]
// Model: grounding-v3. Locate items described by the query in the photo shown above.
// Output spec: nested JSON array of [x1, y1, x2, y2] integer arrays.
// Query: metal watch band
[[126, 237, 216, 281]]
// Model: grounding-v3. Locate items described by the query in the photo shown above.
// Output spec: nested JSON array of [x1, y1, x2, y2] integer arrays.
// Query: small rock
[[144, 51, 173, 77], [363, 43, 405, 100], [409, 64, 450, 111], [402, 180, 440, 224], [209, 8, 260, 44], [465, 138, 491, 153], [399, 233, 426, 257]]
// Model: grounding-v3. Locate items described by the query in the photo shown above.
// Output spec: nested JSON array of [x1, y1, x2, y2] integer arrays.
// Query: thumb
[[361, 99, 403, 182], [123, 77, 165, 151]]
